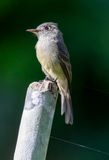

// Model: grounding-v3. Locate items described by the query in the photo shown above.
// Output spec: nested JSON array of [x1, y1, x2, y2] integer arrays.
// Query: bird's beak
[[26, 29, 40, 33]]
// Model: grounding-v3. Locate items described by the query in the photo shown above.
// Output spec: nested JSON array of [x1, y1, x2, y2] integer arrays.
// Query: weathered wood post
[[13, 80, 58, 160]]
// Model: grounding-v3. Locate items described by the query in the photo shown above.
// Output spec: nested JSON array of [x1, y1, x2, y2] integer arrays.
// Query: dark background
[[0, 0, 109, 159]]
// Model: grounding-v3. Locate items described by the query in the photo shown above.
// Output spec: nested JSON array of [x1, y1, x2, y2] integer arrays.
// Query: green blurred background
[[0, 0, 109, 159]]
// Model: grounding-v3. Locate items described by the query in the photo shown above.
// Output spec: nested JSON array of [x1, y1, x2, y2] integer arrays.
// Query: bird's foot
[[44, 76, 49, 80], [45, 76, 57, 84]]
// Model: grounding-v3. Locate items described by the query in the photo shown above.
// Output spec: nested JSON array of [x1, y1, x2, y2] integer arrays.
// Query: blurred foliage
[[0, 0, 109, 159]]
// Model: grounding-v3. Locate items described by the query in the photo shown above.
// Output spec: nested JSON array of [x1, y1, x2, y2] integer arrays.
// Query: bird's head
[[26, 22, 61, 39]]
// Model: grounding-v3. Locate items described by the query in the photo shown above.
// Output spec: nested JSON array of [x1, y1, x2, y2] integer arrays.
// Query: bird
[[26, 22, 73, 125]]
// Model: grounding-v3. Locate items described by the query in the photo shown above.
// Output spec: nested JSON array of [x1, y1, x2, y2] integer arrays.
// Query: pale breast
[[35, 38, 66, 81], [35, 38, 58, 69]]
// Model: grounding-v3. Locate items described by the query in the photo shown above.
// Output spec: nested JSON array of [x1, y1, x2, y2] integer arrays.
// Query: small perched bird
[[26, 22, 73, 125]]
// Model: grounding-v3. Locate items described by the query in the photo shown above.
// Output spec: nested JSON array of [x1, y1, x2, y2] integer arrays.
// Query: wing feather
[[57, 41, 72, 85]]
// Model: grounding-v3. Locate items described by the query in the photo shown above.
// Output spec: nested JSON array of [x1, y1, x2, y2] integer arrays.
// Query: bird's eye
[[44, 26, 51, 30]]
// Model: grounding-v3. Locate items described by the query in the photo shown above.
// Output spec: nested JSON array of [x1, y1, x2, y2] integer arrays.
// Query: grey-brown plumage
[[26, 22, 73, 125]]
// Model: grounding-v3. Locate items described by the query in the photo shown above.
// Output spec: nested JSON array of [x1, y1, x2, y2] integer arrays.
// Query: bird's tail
[[60, 88, 73, 125]]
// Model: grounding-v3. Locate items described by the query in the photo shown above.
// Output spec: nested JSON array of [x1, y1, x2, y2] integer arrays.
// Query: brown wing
[[57, 41, 72, 85]]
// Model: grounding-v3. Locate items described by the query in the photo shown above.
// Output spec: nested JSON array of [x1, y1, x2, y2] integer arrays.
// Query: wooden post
[[13, 80, 58, 160]]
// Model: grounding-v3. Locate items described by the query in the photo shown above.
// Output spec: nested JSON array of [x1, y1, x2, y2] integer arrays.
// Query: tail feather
[[65, 92, 73, 124], [61, 89, 73, 125], [61, 93, 67, 115]]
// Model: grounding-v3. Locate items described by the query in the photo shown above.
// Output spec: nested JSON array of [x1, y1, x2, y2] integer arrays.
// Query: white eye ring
[[44, 25, 51, 30]]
